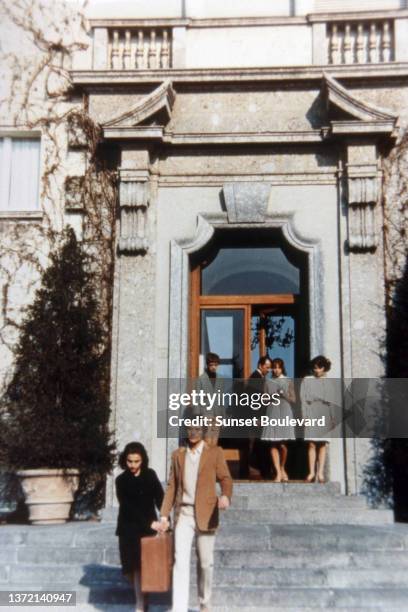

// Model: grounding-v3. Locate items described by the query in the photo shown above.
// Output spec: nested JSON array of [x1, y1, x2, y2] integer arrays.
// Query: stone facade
[[1, 0, 408, 510]]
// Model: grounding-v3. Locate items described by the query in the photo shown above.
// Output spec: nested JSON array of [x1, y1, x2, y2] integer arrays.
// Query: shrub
[[0, 228, 115, 509]]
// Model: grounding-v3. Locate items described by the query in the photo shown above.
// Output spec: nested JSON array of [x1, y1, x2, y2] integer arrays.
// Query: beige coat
[[160, 443, 233, 532]]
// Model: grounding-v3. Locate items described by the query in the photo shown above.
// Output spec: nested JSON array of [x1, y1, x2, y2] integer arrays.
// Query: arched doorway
[[189, 228, 309, 379], [189, 228, 310, 480]]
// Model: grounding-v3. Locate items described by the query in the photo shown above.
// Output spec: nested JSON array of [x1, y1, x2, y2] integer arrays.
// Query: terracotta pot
[[17, 469, 79, 525]]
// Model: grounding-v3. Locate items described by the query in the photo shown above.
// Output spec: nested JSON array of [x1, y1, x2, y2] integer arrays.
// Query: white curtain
[[9, 139, 41, 211], [1, 138, 41, 211]]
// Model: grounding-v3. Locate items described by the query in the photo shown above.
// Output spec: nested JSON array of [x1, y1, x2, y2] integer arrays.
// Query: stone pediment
[[322, 73, 398, 138], [103, 80, 176, 140]]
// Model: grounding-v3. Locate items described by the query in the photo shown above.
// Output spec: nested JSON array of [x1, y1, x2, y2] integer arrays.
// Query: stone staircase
[[1, 482, 408, 611]]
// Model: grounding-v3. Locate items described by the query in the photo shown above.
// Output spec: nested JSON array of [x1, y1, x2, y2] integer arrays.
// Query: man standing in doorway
[[245, 355, 272, 478], [156, 426, 233, 612], [196, 352, 225, 446], [249, 355, 273, 382]]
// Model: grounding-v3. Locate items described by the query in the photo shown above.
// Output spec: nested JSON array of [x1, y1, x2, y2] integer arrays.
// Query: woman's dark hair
[[309, 355, 331, 373], [271, 358, 287, 376], [119, 442, 149, 471]]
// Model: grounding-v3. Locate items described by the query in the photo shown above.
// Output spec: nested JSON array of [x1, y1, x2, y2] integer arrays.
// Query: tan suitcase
[[141, 532, 173, 592]]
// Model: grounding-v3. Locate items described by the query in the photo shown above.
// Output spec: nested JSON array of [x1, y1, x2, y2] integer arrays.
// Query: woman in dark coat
[[116, 441, 164, 612]]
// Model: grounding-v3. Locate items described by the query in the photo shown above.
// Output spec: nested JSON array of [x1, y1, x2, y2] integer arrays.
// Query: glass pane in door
[[251, 314, 295, 378], [201, 246, 300, 295], [200, 309, 244, 378]]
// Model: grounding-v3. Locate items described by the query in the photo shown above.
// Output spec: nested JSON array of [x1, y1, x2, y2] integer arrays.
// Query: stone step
[[4, 560, 406, 589], [5, 544, 408, 570], [215, 548, 408, 570], [20, 606, 404, 612], [214, 566, 408, 589], [5, 563, 408, 590], [215, 524, 408, 552], [206, 586, 408, 608], [211, 609, 397, 612], [232, 494, 368, 509], [34, 605, 399, 612], [223, 507, 393, 525], [100, 482, 347, 522], [1, 523, 405, 552], [7, 582, 408, 608], [231, 481, 341, 495]]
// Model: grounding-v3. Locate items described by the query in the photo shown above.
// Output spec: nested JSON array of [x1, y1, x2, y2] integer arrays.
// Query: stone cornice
[[164, 131, 323, 145], [71, 63, 408, 87], [89, 10, 408, 29], [104, 126, 164, 140], [98, 74, 398, 145], [0, 211, 43, 221], [329, 120, 397, 136], [308, 9, 408, 23], [103, 129, 323, 144], [89, 17, 307, 28]]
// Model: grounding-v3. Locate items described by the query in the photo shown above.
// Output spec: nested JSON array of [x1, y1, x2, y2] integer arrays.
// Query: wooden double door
[[190, 295, 298, 379]]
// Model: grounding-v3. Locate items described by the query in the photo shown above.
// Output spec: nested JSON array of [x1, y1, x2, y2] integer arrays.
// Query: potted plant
[[0, 229, 115, 524]]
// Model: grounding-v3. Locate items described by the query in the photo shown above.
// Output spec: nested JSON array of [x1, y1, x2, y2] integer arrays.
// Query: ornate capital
[[118, 176, 150, 254], [222, 182, 271, 223], [346, 172, 380, 252]]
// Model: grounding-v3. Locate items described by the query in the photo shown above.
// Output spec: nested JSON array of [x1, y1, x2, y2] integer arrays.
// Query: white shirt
[[182, 441, 204, 505]]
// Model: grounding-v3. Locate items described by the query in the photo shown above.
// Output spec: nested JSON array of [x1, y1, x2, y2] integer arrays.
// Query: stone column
[[340, 142, 385, 494], [105, 147, 157, 510]]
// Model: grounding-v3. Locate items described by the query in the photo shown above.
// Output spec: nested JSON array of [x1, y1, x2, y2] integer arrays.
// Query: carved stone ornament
[[67, 115, 88, 149], [65, 176, 84, 211], [223, 182, 271, 223], [347, 175, 379, 252], [118, 180, 149, 254]]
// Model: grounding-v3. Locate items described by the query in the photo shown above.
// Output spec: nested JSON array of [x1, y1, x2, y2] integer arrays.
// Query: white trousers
[[171, 505, 215, 612]]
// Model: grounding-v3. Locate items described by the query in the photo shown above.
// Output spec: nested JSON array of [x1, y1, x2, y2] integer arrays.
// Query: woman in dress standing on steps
[[262, 358, 296, 482], [300, 355, 337, 483], [115, 441, 164, 612]]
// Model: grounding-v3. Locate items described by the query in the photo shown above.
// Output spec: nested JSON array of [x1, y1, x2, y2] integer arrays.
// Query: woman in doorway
[[263, 358, 296, 482], [115, 442, 164, 612], [300, 355, 336, 483]]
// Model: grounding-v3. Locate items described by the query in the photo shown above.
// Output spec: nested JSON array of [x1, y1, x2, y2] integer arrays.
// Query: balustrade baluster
[[136, 31, 145, 69], [161, 30, 170, 69], [369, 23, 378, 63], [356, 24, 366, 64], [330, 24, 341, 64], [381, 21, 392, 62], [123, 30, 132, 69], [111, 30, 121, 70], [148, 30, 157, 69], [137, 207, 145, 240], [343, 24, 354, 64]]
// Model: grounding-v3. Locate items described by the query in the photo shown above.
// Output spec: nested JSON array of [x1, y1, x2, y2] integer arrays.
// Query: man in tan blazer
[[156, 425, 232, 612]]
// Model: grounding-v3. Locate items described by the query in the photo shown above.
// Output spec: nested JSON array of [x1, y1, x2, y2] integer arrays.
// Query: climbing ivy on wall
[[0, 0, 118, 514]]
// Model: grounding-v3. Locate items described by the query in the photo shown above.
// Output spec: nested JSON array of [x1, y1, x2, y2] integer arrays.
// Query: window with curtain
[[0, 137, 41, 211]]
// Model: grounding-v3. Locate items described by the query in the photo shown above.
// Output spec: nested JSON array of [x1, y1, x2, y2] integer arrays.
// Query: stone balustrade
[[109, 28, 171, 70], [328, 19, 394, 64], [87, 11, 408, 71]]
